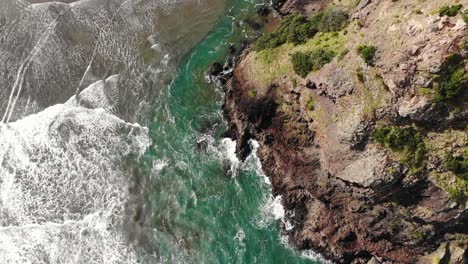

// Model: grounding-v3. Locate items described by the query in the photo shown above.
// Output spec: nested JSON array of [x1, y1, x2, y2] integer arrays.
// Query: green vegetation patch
[[374, 126, 426, 172], [315, 10, 349, 33], [338, 48, 349, 61], [356, 45, 377, 66], [426, 130, 468, 204], [433, 53, 467, 102], [434, 171, 468, 205], [445, 152, 468, 180], [254, 14, 318, 51], [410, 230, 425, 241], [251, 14, 348, 87], [306, 96, 315, 111], [438, 4, 463, 17], [254, 10, 349, 51], [291, 48, 336, 77], [249, 88, 257, 98]]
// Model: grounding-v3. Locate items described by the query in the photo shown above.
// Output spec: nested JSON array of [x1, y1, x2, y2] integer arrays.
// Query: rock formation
[[223, 0, 468, 263]]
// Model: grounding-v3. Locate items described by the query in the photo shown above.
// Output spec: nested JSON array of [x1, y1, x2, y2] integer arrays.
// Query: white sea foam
[[242, 139, 271, 185], [215, 138, 241, 177], [0, 100, 151, 263], [265, 195, 285, 220], [0, 0, 226, 262], [301, 250, 335, 264], [279, 235, 334, 264], [0, 213, 139, 264], [235, 139, 332, 263], [153, 159, 170, 172]]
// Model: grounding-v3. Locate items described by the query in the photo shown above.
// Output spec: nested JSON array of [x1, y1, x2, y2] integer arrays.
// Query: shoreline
[[221, 0, 468, 263]]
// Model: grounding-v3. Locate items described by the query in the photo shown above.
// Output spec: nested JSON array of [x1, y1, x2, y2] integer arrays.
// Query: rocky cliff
[[223, 0, 468, 263]]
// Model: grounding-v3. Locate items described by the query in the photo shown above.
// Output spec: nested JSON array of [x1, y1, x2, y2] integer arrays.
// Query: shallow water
[[0, 0, 326, 263]]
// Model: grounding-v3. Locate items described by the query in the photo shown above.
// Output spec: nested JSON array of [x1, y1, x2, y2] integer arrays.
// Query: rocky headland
[[222, 0, 468, 263]]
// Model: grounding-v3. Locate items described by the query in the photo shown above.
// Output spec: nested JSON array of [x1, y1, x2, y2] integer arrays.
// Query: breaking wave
[[0, 0, 225, 262]]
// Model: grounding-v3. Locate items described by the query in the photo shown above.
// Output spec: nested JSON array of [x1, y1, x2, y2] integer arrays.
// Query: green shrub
[[446, 177, 468, 204], [249, 88, 257, 98], [463, 10, 468, 23], [306, 97, 315, 111], [316, 10, 349, 32], [291, 48, 336, 77], [438, 4, 463, 17], [433, 53, 467, 102], [254, 10, 349, 51], [374, 126, 423, 151], [410, 230, 424, 241], [254, 14, 318, 51], [373, 126, 426, 170], [356, 45, 377, 65], [444, 153, 468, 180], [309, 12, 323, 31], [338, 49, 349, 61], [291, 52, 312, 78], [356, 68, 364, 82]]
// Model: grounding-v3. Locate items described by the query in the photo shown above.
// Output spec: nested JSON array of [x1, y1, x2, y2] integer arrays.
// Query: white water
[[0, 103, 151, 263], [232, 139, 330, 264], [0, 0, 226, 263]]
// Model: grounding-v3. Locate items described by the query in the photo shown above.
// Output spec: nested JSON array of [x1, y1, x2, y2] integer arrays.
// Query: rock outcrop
[[223, 0, 468, 263]]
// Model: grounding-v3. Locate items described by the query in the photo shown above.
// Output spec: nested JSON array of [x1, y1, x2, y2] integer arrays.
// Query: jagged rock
[[335, 146, 397, 188], [223, 0, 468, 263], [398, 96, 430, 119], [210, 62, 223, 76]]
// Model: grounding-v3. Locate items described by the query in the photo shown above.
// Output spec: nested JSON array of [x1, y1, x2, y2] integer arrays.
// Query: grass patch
[[291, 48, 336, 77], [434, 171, 468, 205], [254, 10, 349, 51], [251, 25, 347, 87], [373, 126, 426, 172], [356, 45, 377, 66], [426, 130, 468, 204]]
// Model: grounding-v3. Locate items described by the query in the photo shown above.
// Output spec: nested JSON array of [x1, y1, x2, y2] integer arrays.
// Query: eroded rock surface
[[224, 0, 468, 263]]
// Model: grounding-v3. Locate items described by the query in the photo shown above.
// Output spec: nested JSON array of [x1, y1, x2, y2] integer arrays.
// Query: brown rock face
[[223, 0, 468, 258], [224, 60, 467, 263]]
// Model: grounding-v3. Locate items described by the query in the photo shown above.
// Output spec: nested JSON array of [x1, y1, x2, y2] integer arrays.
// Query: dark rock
[[256, 6, 270, 17], [264, 134, 274, 145], [228, 45, 236, 55], [306, 80, 317, 89], [244, 18, 261, 31], [210, 62, 223, 76]]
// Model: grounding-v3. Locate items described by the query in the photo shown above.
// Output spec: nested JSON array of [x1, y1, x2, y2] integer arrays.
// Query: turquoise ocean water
[[142, 0, 324, 263]]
